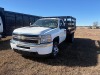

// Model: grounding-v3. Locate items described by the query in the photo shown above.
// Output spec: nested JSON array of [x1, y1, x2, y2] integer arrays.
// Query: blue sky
[[0, 0, 100, 26]]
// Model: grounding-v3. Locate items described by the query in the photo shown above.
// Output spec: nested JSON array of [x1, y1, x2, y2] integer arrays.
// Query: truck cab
[[0, 16, 3, 38], [10, 18, 67, 57]]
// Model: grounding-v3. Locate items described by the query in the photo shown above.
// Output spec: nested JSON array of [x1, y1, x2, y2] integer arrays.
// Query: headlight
[[40, 34, 52, 44]]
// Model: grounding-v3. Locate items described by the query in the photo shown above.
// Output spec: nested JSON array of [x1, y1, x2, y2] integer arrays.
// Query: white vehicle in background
[[0, 16, 3, 39], [10, 17, 76, 57]]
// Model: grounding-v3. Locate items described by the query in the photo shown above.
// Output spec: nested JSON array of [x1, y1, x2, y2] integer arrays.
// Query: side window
[[59, 20, 65, 29]]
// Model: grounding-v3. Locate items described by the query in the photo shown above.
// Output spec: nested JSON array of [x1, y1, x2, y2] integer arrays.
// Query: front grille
[[14, 38, 39, 43], [13, 33, 39, 37], [13, 34, 40, 44]]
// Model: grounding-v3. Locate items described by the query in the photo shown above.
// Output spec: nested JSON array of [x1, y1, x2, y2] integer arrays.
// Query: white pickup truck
[[10, 17, 76, 57]]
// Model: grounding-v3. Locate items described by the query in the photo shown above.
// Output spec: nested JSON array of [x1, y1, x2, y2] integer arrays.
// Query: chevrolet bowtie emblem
[[18, 36, 26, 40]]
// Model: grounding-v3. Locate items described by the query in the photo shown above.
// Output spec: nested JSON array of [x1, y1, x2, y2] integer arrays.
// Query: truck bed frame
[[43, 16, 76, 34]]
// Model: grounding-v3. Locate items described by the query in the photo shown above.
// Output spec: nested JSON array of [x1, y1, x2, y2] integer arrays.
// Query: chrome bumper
[[10, 40, 53, 47]]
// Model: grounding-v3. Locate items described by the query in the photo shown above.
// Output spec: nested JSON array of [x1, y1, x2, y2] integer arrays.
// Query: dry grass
[[0, 29, 100, 75]]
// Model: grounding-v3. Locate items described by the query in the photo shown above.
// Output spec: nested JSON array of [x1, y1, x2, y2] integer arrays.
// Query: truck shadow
[[24, 38, 99, 67], [0, 39, 11, 50]]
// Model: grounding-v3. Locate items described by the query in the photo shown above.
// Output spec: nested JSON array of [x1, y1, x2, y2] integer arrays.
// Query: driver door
[[59, 20, 66, 43]]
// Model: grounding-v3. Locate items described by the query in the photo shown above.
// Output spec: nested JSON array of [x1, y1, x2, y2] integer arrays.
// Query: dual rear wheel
[[66, 33, 74, 43]]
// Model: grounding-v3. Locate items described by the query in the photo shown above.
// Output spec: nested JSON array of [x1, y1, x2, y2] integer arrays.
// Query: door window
[[59, 20, 65, 29]]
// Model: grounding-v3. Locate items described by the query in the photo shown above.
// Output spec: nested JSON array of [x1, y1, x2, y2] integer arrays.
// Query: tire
[[67, 33, 74, 43], [69, 33, 74, 43], [50, 41, 59, 58]]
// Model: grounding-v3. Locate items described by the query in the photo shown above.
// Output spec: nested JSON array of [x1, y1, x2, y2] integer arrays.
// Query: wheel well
[[53, 36, 59, 44]]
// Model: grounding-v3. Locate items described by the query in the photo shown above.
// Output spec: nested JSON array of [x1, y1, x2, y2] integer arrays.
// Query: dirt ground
[[0, 29, 100, 75]]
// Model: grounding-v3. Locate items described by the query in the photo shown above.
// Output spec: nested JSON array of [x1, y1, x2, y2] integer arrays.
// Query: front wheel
[[50, 42, 59, 58]]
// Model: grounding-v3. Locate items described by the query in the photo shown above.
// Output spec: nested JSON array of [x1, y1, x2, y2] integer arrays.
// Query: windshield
[[31, 19, 58, 28]]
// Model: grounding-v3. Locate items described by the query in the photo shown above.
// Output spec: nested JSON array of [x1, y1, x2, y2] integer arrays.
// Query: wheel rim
[[53, 43, 59, 56]]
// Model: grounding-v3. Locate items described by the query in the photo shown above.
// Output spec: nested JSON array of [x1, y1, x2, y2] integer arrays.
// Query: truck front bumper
[[10, 40, 53, 55]]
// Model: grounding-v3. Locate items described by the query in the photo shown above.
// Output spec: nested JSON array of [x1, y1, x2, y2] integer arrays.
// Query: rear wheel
[[70, 33, 74, 43], [67, 33, 74, 43]]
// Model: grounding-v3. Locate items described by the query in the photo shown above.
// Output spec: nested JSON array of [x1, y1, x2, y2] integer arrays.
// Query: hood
[[13, 27, 52, 35]]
